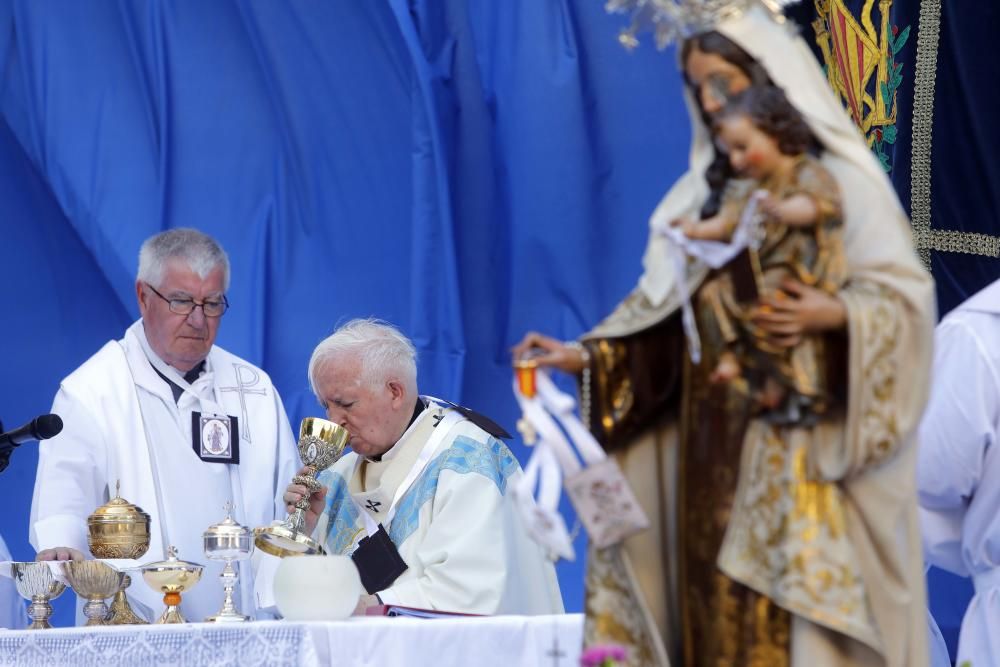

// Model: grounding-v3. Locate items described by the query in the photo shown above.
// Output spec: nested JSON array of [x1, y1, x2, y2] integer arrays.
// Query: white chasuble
[[918, 279, 1000, 667], [315, 400, 564, 615], [29, 320, 299, 624]]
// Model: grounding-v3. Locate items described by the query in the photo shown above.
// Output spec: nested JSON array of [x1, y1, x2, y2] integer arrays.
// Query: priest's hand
[[512, 332, 587, 374], [284, 466, 327, 535], [36, 547, 86, 562]]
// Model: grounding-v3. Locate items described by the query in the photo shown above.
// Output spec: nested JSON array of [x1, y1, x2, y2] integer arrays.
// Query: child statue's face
[[715, 115, 783, 180]]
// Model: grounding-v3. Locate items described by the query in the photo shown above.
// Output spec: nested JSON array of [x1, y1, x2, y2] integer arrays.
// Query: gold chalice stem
[[157, 591, 185, 624], [107, 575, 147, 625], [82, 596, 111, 626], [27, 595, 54, 629], [289, 469, 320, 535]]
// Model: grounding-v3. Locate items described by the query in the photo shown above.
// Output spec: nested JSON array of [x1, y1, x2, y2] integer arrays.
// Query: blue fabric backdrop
[[0, 0, 686, 627]]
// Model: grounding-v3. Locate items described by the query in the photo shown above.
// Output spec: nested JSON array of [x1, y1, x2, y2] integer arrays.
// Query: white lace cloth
[[0, 614, 583, 667]]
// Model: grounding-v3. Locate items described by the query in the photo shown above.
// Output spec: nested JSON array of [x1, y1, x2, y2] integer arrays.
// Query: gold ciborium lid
[[141, 547, 204, 592], [87, 481, 151, 560], [141, 547, 204, 624]]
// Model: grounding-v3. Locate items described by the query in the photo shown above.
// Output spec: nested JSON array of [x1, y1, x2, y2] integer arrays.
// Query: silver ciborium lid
[[203, 502, 254, 561]]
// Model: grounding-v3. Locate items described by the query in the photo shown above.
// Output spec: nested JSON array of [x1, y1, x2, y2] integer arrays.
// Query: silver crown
[[605, 0, 801, 50]]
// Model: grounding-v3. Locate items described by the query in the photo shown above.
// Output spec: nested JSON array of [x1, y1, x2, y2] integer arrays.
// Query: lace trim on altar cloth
[[0, 623, 311, 667]]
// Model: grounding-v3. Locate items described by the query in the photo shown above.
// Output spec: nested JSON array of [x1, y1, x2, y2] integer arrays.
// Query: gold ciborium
[[11, 562, 65, 629], [254, 417, 349, 558], [87, 481, 150, 624], [63, 560, 125, 626], [203, 502, 254, 622], [87, 481, 151, 560], [141, 546, 203, 624]]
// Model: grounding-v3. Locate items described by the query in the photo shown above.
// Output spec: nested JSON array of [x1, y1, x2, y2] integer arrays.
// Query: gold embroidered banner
[[813, 0, 999, 263]]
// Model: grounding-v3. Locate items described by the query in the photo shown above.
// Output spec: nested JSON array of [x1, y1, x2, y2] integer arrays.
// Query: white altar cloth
[[0, 614, 583, 667]]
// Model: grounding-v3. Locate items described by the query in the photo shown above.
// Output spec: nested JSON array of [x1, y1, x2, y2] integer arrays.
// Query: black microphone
[[0, 414, 63, 449], [0, 414, 62, 474]]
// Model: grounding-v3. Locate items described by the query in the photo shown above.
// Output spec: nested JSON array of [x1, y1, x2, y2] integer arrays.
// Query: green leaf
[[884, 124, 898, 144], [880, 81, 891, 107], [891, 72, 903, 89], [893, 26, 912, 54]]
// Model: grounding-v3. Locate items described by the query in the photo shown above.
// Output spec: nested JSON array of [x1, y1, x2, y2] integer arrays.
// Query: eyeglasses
[[144, 283, 229, 317]]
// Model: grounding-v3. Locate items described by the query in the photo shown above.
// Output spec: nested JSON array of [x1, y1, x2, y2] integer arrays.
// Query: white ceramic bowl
[[273, 555, 362, 621]]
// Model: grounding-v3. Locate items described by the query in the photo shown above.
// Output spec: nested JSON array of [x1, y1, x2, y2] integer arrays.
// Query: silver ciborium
[[63, 560, 125, 626], [254, 417, 349, 558], [11, 562, 65, 629], [141, 546, 204, 624], [203, 502, 253, 622]]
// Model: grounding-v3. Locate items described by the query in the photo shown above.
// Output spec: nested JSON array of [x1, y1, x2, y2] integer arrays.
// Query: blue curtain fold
[[0, 0, 688, 626]]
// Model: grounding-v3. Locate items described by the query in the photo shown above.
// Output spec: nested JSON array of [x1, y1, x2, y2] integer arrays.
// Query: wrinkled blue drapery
[[0, 0, 686, 627]]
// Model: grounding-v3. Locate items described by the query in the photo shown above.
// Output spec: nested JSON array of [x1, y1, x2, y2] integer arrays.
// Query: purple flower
[[580, 644, 629, 667]]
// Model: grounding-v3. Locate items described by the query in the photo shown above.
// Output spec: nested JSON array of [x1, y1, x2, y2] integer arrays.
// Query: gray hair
[[308, 319, 418, 398], [137, 228, 231, 291]]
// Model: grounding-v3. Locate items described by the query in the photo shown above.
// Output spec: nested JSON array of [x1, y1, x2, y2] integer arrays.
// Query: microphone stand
[[0, 419, 10, 473]]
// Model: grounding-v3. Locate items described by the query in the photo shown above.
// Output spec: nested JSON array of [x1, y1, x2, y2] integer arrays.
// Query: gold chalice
[[141, 546, 203, 624], [11, 562, 65, 629], [254, 417, 349, 558], [63, 560, 125, 626]]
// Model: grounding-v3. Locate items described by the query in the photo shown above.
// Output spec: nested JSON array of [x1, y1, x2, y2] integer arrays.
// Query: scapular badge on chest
[[192, 412, 240, 464]]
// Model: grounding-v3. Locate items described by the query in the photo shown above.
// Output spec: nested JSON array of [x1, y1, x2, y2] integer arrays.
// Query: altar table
[[0, 613, 583, 666]]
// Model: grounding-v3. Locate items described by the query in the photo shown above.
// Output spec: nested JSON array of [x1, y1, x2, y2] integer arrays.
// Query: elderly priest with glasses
[[29, 228, 299, 623]]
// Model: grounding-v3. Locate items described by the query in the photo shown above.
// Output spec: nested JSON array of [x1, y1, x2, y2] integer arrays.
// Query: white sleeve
[[378, 469, 510, 614], [270, 386, 301, 520], [29, 385, 109, 554], [917, 318, 999, 575]]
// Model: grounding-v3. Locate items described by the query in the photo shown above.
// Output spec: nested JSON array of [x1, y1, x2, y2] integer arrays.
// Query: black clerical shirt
[[153, 360, 206, 403]]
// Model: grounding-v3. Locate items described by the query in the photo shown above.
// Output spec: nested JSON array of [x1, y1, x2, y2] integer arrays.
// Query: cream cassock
[[918, 278, 1000, 667], [29, 320, 299, 623], [314, 399, 563, 615]]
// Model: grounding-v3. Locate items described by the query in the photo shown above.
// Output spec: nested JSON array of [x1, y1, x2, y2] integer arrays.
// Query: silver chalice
[[11, 562, 65, 629]]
